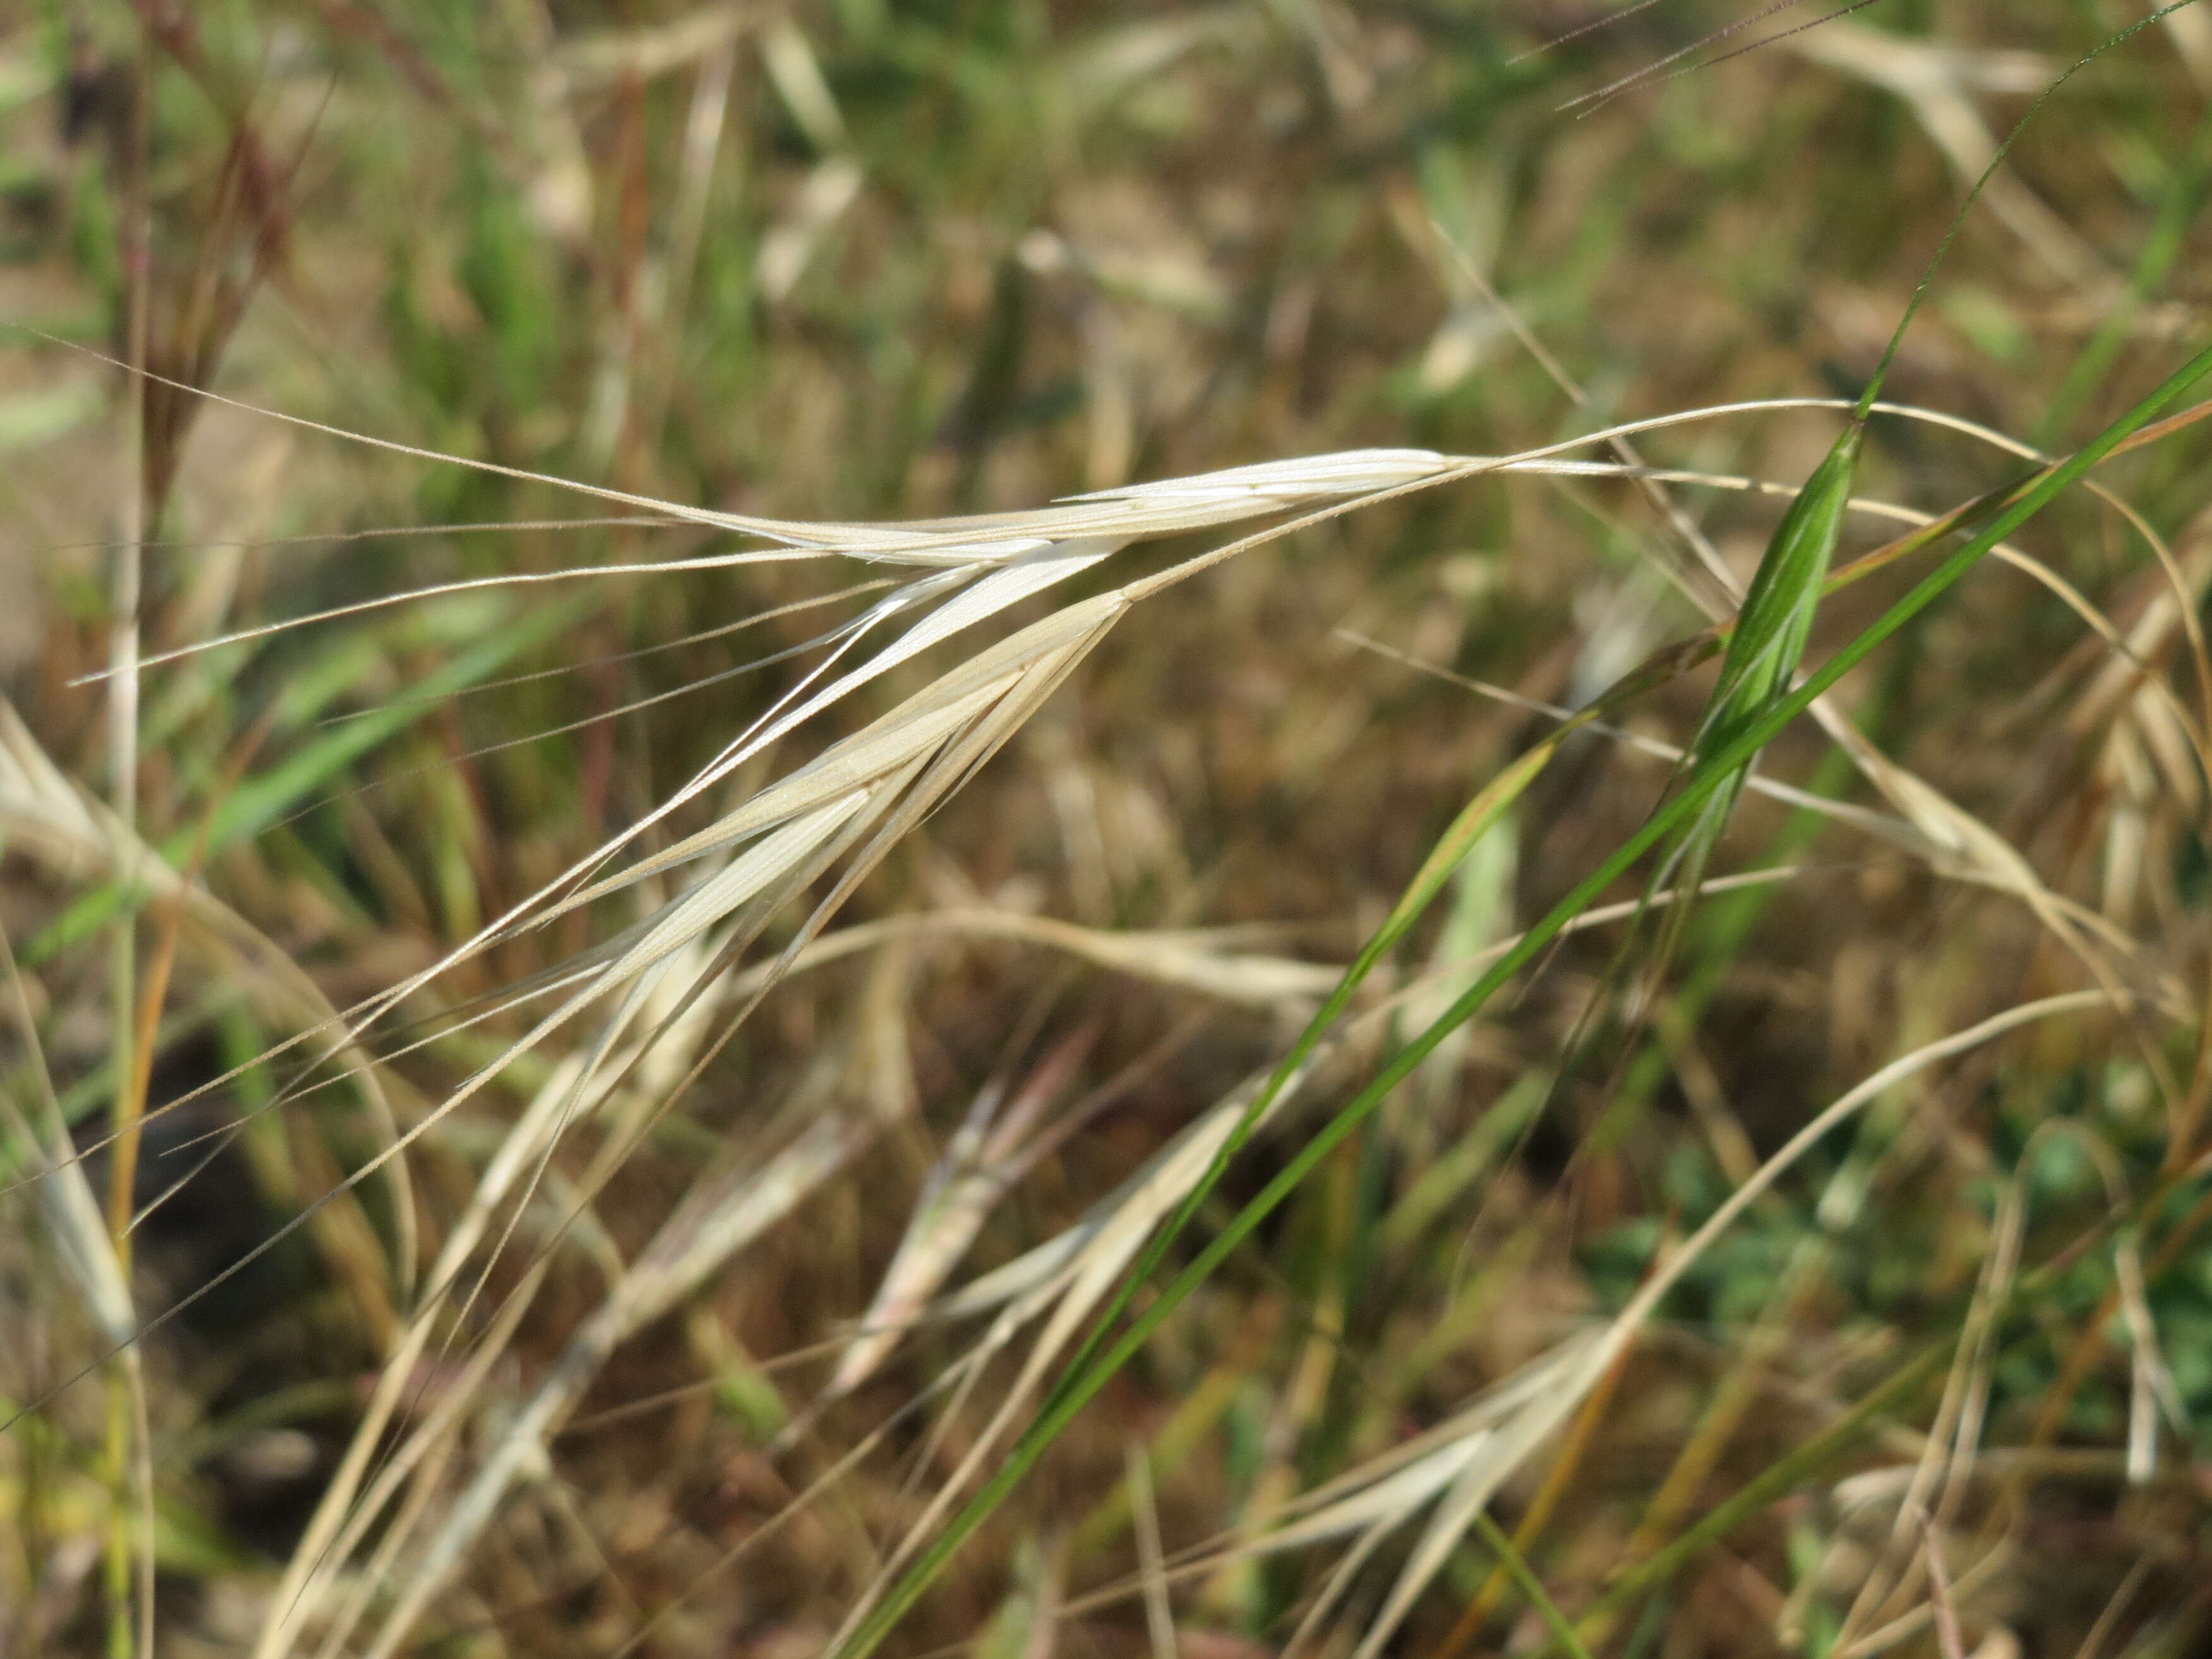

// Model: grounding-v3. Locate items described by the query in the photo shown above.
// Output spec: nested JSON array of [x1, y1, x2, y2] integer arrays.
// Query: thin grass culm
[[2, 4, 2209, 1658]]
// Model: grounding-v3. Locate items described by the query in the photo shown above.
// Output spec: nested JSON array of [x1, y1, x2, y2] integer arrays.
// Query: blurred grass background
[[2, 1, 2211, 1655]]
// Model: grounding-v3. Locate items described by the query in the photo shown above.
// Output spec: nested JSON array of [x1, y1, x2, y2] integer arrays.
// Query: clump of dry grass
[[3, 4, 2212, 1658]]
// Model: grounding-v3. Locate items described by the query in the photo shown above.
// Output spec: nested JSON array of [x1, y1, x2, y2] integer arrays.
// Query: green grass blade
[[26, 596, 588, 964], [1701, 422, 1863, 731], [1036, 736, 1565, 1423], [1468, 1507, 1595, 1659]]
